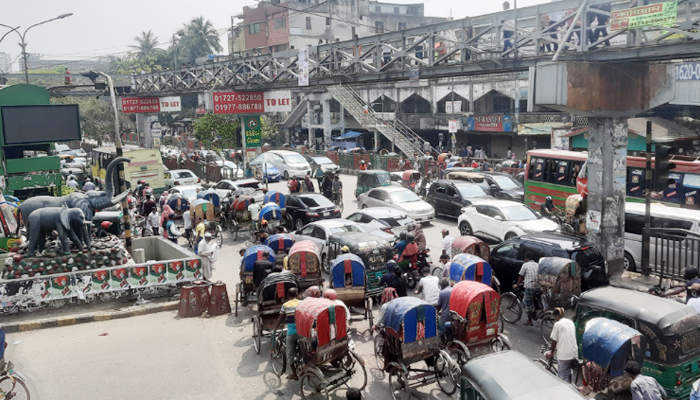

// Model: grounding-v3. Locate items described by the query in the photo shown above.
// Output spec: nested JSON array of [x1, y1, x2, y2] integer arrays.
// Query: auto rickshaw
[[235, 244, 277, 316], [579, 317, 648, 399], [252, 272, 298, 354], [446, 281, 511, 365], [375, 297, 459, 399], [460, 351, 588, 400], [285, 240, 322, 291], [574, 286, 700, 399], [355, 170, 391, 198], [329, 253, 374, 328], [401, 170, 421, 191], [450, 235, 490, 261], [93, 211, 124, 238], [448, 253, 501, 293]]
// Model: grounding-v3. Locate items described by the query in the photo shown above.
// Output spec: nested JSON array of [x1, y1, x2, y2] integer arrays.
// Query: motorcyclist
[[379, 261, 407, 297], [418, 171, 432, 197], [540, 196, 555, 218], [359, 160, 367, 171], [393, 232, 408, 259], [398, 233, 419, 267], [409, 224, 426, 250]]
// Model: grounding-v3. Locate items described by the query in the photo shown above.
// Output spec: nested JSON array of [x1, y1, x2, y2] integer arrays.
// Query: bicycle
[[0, 360, 30, 400], [500, 285, 555, 343], [332, 190, 343, 213], [269, 330, 304, 378], [533, 344, 582, 385]]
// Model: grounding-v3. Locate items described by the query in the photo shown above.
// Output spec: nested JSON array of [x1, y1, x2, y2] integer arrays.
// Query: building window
[[437, 92, 469, 113], [401, 94, 431, 113], [394, 6, 400, 13], [326, 17, 330, 26], [249, 23, 260, 34], [398, 22, 406, 30], [306, 17, 312, 30], [371, 95, 396, 113], [407, 7, 417, 15], [375, 21, 384, 33], [492, 95, 512, 112], [274, 18, 287, 30], [375, 5, 381, 12], [351, 0, 355, 8]]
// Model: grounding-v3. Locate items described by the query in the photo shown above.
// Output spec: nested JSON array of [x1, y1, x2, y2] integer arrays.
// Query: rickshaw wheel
[[234, 284, 240, 316], [490, 335, 511, 352], [365, 298, 374, 330], [341, 350, 367, 390], [431, 266, 443, 277], [270, 343, 286, 377], [300, 369, 329, 400], [435, 350, 459, 395], [373, 335, 385, 370], [252, 317, 261, 354], [388, 366, 409, 400], [540, 313, 556, 344], [447, 341, 470, 366], [500, 292, 522, 324]]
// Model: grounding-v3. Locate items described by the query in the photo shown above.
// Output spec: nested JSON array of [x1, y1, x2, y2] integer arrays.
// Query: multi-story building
[[0, 52, 11, 73], [233, 0, 444, 56]]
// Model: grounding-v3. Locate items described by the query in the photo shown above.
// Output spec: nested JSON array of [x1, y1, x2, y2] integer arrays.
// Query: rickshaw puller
[[512, 251, 539, 326], [272, 287, 302, 380], [547, 307, 578, 383]]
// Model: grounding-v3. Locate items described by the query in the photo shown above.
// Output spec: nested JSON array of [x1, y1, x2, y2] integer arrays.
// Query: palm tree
[[179, 17, 223, 63], [130, 30, 160, 59]]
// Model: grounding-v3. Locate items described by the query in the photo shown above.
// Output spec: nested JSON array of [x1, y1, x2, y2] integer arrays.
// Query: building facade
[[233, 0, 444, 56], [0, 52, 11, 73]]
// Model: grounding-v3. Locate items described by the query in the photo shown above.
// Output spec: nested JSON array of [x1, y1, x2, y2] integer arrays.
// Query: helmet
[[399, 232, 407, 241], [545, 196, 552, 202], [101, 221, 112, 229], [261, 219, 268, 225], [303, 286, 322, 298], [386, 260, 398, 270], [406, 233, 415, 242], [341, 246, 350, 253], [360, 160, 365, 164], [323, 289, 337, 300]]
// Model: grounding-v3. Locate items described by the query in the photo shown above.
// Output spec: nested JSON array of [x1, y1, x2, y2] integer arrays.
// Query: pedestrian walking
[[67, 176, 79, 190], [182, 209, 193, 239], [626, 361, 667, 400], [147, 208, 160, 236], [197, 232, 218, 280], [548, 307, 578, 382], [314, 166, 324, 191], [441, 229, 455, 257], [303, 175, 314, 192], [512, 251, 539, 326], [82, 178, 96, 191]]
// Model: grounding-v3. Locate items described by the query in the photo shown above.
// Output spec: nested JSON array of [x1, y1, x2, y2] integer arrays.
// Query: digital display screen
[[1, 105, 81, 145]]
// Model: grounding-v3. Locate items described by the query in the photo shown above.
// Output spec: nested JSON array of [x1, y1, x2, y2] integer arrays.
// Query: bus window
[[545, 159, 558, 184], [627, 168, 645, 198], [533, 158, 545, 181], [555, 160, 569, 184], [663, 172, 682, 204], [570, 162, 583, 186], [683, 173, 700, 208]]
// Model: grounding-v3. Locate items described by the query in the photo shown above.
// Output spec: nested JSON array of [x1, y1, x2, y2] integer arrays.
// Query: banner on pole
[[244, 116, 262, 148], [298, 47, 309, 86]]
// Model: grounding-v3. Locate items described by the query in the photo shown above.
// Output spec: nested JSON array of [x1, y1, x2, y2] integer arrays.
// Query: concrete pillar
[[585, 117, 628, 276], [322, 98, 331, 150], [374, 130, 380, 152]]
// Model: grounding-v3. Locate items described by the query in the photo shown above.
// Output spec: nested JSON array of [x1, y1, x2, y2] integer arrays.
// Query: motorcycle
[[394, 247, 433, 289]]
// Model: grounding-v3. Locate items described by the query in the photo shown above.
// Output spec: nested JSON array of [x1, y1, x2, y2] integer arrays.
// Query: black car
[[425, 180, 491, 218], [480, 172, 525, 202], [285, 193, 341, 231], [489, 232, 609, 292]]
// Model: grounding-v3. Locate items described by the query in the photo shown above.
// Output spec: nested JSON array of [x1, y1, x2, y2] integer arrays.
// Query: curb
[[3, 301, 179, 334]]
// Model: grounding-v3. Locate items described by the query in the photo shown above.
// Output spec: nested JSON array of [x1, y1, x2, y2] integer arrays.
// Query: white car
[[305, 155, 339, 174], [210, 179, 265, 202], [167, 184, 205, 203], [216, 161, 245, 180], [164, 169, 200, 189], [291, 219, 367, 266], [457, 199, 559, 242], [358, 186, 435, 223], [345, 207, 415, 240], [250, 150, 311, 179]]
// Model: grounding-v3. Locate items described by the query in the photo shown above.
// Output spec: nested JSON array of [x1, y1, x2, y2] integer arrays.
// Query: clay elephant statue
[[27, 205, 89, 257], [19, 157, 130, 240]]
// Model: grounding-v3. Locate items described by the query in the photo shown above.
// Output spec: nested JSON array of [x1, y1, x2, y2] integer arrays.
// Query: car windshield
[[285, 154, 307, 164], [238, 181, 262, 189], [330, 225, 364, 234], [390, 190, 421, 203], [175, 171, 194, 178], [492, 175, 522, 190], [300, 196, 334, 208], [376, 174, 391, 185], [313, 157, 333, 164], [573, 247, 604, 266], [502, 205, 537, 221], [380, 215, 413, 227], [181, 189, 198, 198], [456, 185, 487, 198]]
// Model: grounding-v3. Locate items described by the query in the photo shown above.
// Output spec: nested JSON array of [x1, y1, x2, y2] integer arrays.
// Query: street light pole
[[1, 14, 73, 83]]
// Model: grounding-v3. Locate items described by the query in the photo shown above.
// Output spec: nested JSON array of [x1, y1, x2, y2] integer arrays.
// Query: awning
[[336, 130, 365, 139], [518, 122, 573, 136], [563, 117, 698, 142]]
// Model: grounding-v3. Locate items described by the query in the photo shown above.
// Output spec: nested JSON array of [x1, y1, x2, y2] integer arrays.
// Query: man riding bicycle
[[272, 287, 302, 380], [332, 175, 343, 204]]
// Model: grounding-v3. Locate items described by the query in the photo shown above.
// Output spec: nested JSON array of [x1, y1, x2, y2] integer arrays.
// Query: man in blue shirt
[[272, 287, 301, 380], [436, 278, 452, 340], [394, 232, 408, 259]]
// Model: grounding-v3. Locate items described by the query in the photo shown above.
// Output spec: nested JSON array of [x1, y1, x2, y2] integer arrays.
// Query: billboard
[[466, 114, 513, 132], [1, 105, 81, 145], [611, 2, 677, 31]]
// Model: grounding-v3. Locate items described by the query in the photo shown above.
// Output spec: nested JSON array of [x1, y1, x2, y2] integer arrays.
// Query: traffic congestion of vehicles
[[8, 137, 700, 400]]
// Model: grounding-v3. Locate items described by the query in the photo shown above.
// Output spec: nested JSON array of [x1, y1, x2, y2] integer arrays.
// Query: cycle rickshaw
[[197, 190, 221, 210], [189, 199, 224, 247], [252, 272, 298, 354], [450, 236, 490, 261], [264, 190, 286, 215], [329, 253, 375, 328], [258, 203, 283, 229], [235, 244, 277, 316], [229, 191, 255, 241], [448, 253, 501, 294], [401, 170, 421, 192], [375, 297, 460, 400], [579, 317, 647, 399], [285, 240, 323, 291], [271, 297, 367, 399], [445, 281, 511, 366], [167, 193, 190, 216], [263, 233, 295, 258]]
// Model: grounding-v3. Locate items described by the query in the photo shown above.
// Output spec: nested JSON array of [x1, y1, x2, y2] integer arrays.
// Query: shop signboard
[[244, 116, 262, 148], [611, 1, 677, 31], [466, 114, 513, 132]]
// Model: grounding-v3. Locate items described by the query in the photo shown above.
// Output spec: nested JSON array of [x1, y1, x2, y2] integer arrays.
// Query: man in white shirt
[[182, 209, 193, 239], [687, 283, 700, 314], [247, 198, 261, 229], [441, 229, 455, 257], [67, 177, 79, 189], [197, 232, 218, 280], [548, 307, 578, 382], [513, 251, 539, 326], [414, 267, 440, 305]]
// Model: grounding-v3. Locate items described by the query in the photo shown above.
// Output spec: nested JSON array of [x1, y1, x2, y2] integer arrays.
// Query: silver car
[[345, 207, 415, 240], [291, 219, 367, 266], [358, 186, 435, 223]]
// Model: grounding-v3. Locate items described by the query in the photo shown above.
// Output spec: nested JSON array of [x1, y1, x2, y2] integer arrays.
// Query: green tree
[[130, 30, 161, 59], [193, 113, 239, 150], [51, 96, 134, 146], [178, 17, 223, 64], [260, 116, 284, 146]]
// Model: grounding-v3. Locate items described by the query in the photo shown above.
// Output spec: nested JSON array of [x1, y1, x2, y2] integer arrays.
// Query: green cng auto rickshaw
[[355, 170, 391, 198], [574, 286, 700, 399]]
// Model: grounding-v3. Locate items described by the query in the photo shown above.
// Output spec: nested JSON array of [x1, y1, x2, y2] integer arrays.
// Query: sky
[[0, 0, 551, 71]]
